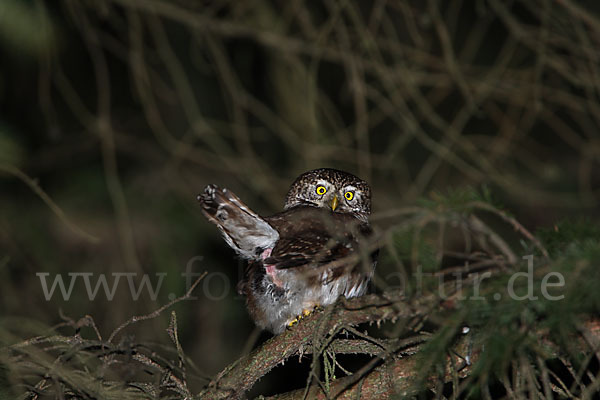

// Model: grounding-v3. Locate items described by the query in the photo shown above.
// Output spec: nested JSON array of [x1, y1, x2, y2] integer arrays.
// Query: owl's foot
[[287, 305, 321, 328]]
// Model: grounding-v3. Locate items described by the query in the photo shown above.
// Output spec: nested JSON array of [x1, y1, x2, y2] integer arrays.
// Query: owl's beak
[[330, 195, 339, 212]]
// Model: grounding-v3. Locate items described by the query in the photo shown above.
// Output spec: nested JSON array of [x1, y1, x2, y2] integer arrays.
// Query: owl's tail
[[198, 185, 279, 260]]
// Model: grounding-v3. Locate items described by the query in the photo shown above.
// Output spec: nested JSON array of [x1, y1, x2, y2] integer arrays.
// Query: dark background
[[1, 0, 599, 395]]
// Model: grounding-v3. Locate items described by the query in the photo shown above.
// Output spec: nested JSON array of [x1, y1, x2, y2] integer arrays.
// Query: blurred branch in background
[[0, 164, 99, 243], [1, 0, 600, 398], [17, 0, 600, 209]]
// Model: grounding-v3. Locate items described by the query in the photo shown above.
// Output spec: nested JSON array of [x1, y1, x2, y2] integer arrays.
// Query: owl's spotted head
[[284, 168, 371, 220]]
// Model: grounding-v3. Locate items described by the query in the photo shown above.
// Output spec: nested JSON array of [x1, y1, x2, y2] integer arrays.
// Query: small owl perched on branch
[[198, 168, 377, 334]]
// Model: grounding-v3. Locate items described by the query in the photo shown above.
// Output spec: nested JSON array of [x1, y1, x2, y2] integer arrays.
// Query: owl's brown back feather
[[263, 207, 370, 269]]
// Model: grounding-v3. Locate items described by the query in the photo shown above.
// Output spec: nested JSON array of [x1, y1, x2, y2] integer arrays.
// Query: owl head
[[284, 168, 371, 220]]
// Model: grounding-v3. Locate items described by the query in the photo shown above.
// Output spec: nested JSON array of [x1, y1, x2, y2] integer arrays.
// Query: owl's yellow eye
[[344, 191, 354, 201], [316, 185, 327, 195]]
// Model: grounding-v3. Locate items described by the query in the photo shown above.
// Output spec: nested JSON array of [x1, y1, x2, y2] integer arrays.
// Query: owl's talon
[[287, 308, 316, 329]]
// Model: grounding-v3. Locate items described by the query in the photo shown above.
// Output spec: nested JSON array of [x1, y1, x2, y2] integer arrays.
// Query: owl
[[198, 168, 376, 334]]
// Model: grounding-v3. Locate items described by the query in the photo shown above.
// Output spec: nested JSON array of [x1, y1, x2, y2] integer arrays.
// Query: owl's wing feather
[[264, 208, 361, 269], [264, 234, 352, 269], [198, 184, 279, 260]]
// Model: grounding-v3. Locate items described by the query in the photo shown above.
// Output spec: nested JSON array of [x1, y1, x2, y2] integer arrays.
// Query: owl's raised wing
[[198, 185, 279, 260]]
